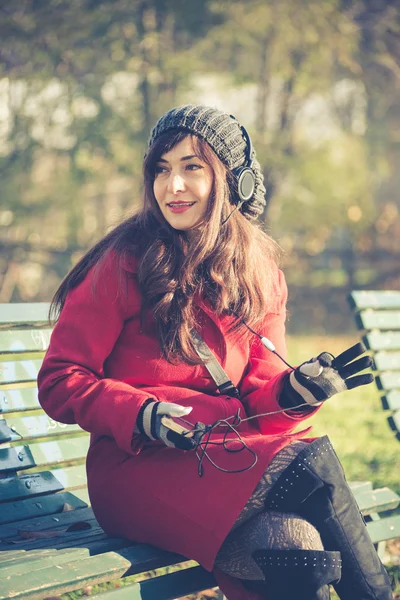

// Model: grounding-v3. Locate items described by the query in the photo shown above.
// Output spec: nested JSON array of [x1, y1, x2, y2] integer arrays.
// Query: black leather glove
[[134, 399, 195, 450], [279, 342, 374, 409]]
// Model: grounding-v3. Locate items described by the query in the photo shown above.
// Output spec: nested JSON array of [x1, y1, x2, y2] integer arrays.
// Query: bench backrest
[[349, 290, 400, 441], [0, 303, 90, 524]]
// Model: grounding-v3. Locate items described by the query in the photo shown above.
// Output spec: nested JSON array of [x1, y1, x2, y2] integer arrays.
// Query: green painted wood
[[365, 514, 400, 544], [0, 548, 92, 576], [0, 328, 52, 357], [0, 544, 186, 600], [0, 387, 40, 413], [374, 351, 400, 371], [17, 436, 90, 471], [89, 566, 217, 600], [3, 413, 83, 441], [356, 310, 400, 331], [0, 359, 43, 384], [0, 506, 95, 541], [0, 303, 50, 326], [376, 372, 400, 391], [349, 291, 400, 311], [388, 411, 400, 436], [0, 491, 88, 525], [0, 419, 15, 442], [0, 446, 35, 473], [364, 331, 400, 351], [348, 481, 372, 492], [50, 463, 87, 490], [0, 521, 107, 552], [382, 390, 400, 411], [0, 471, 64, 503], [354, 487, 400, 514]]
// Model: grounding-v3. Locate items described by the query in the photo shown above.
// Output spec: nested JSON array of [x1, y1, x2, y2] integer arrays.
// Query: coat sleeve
[[239, 269, 318, 434], [37, 253, 154, 456]]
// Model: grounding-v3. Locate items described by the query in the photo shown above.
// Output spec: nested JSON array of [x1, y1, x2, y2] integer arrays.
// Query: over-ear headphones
[[231, 123, 256, 204]]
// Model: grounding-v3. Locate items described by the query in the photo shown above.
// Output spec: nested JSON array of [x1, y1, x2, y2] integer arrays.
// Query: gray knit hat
[[148, 105, 266, 220]]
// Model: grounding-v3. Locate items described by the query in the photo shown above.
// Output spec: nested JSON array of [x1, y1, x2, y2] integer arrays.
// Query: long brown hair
[[51, 129, 282, 364]]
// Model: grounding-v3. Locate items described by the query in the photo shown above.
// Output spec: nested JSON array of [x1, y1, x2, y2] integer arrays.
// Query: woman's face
[[153, 136, 213, 234]]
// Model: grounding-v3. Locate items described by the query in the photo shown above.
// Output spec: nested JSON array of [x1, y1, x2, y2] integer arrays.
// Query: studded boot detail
[[265, 436, 392, 600], [251, 549, 342, 599]]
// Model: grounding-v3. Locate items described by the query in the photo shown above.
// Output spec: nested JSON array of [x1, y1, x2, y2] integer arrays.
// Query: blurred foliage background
[[0, 0, 399, 334]]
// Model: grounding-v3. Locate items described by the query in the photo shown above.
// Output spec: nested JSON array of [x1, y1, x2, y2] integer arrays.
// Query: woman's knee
[[215, 510, 323, 580]]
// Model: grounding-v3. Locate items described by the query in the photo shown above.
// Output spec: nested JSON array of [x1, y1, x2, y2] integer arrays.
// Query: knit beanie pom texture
[[148, 105, 266, 220]]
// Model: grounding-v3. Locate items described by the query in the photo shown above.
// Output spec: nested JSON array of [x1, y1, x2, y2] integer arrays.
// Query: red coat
[[38, 251, 319, 600]]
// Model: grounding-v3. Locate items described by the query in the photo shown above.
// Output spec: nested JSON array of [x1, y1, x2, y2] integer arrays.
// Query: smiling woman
[[152, 137, 213, 234], [37, 105, 390, 600]]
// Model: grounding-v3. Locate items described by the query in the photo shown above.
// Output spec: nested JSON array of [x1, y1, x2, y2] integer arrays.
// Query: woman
[[38, 105, 392, 600]]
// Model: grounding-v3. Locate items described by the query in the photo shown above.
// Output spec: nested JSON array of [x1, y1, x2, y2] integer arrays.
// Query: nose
[[167, 172, 186, 194]]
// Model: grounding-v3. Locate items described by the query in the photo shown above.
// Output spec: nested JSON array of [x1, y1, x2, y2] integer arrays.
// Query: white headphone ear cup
[[237, 168, 256, 202]]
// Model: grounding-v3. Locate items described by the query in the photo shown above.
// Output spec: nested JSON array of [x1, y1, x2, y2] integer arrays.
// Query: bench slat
[[356, 310, 400, 331], [0, 359, 42, 384], [0, 472, 64, 503], [354, 487, 400, 514], [363, 331, 400, 351], [50, 464, 87, 490], [374, 351, 400, 371], [0, 490, 89, 525], [376, 372, 400, 391], [388, 411, 400, 437], [0, 543, 190, 600], [382, 390, 400, 411], [0, 446, 35, 473], [365, 514, 400, 544], [0, 303, 50, 326], [10, 437, 90, 472], [0, 388, 40, 413], [0, 506, 96, 541], [0, 329, 52, 356], [90, 566, 217, 600], [349, 291, 400, 310], [2, 414, 83, 441]]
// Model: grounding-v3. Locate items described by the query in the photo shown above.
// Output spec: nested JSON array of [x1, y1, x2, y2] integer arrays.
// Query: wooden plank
[[0, 472, 64, 503], [374, 351, 400, 371], [365, 514, 400, 544], [357, 310, 400, 331], [50, 464, 87, 490], [349, 481, 372, 493], [0, 303, 50, 326], [349, 291, 400, 311], [382, 390, 400, 411], [0, 548, 91, 575], [19, 436, 90, 471], [0, 328, 52, 356], [364, 331, 400, 351], [90, 566, 217, 600], [0, 446, 35, 473], [388, 411, 400, 435], [0, 491, 88, 525], [354, 487, 400, 515], [376, 372, 400, 391], [2, 414, 83, 441], [0, 506, 96, 541], [0, 388, 40, 413], [0, 544, 186, 600], [0, 359, 42, 385]]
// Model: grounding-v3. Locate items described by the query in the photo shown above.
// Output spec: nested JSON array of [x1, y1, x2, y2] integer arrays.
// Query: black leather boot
[[265, 436, 392, 600], [250, 549, 341, 599]]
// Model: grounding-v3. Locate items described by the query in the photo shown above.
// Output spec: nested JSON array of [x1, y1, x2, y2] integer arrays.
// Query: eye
[[186, 163, 203, 171], [154, 164, 168, 175]]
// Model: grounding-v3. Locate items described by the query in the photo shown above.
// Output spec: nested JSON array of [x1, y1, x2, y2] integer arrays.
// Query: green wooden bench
[[1, 302, 400, 600], [349, 290, 400, 442]]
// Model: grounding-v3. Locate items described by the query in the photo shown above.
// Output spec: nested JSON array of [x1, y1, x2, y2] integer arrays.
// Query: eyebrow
[[157, 154, 200, 163]]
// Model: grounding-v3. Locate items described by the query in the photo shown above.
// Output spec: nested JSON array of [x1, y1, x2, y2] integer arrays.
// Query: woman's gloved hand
[[279, 342, 374, 409], [134, 400, 195, 450]]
